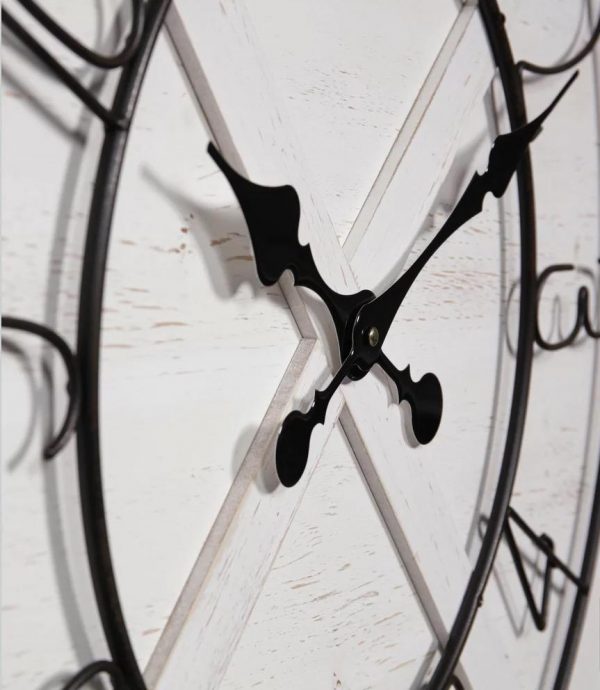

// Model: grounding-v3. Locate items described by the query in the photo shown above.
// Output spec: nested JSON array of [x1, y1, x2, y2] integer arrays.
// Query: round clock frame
[[2, 1, 600, 689]]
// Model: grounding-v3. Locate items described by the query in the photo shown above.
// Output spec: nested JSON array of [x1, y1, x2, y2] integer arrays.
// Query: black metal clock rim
[[426, 1, 537, 687], [70, 1, 598, 689], [75, 1, 172, 688], [429, 2, 600, 688]]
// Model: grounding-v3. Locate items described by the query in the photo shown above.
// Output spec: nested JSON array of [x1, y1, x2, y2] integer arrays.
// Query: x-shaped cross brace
[[209, 70, 575, 487]]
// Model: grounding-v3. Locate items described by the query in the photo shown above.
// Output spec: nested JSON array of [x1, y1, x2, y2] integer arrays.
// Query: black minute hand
[[208, 144, 373, 358], [354, 72, 578, 350]]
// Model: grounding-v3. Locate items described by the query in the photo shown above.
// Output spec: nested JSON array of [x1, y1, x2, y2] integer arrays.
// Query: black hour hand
[[208, 144, 373, 357]]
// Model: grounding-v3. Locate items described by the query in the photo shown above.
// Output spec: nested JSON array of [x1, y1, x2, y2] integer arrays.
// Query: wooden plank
[[145, 339, 346, 689], [245, 0, 460, 244], [164, 6, 316, 341], [346, 4, 499, 288], [343, 3, 479, 259], [339, 380, 519, 690], [219, 425, 437, 690]]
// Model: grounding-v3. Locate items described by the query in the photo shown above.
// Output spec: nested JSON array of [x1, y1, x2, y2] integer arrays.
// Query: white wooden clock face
[[2, 1, 599, 690]]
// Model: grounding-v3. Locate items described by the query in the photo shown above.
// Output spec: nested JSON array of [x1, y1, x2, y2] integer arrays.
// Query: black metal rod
[[518, 9, 600, 76], [450, 676, 465, 690], [504, 519, 553, 630], [553, 454, 600, 689], [15, 0, 145, 69], [1, 316, 80, 459], [2, 9, 127, 128], [62, 660, 125, 690], [508, 507, 584, 588], [74, 1, 172, 687], [504, 507, 586, 633], [535, 264, 583, 350], [428, 0, 538, 686], [535, 263, 600, 350]]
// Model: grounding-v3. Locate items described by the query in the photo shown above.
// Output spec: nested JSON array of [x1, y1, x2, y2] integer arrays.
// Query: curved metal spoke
[[2, 10, 128, 128], [1, 316, 80, 459], [518, 9, 600, 76], [15, 0, 145, 69], [73, 2, 173, 688], [61, 659, 125, 690], [535, 263, 600, 350]]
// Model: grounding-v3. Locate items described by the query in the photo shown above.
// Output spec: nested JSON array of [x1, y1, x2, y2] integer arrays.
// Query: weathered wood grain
[[2, 1, 599, 689]]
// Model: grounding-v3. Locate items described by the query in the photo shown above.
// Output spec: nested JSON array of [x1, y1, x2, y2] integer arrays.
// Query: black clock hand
[[276, 354, 355, 487], [351, 71, 578, 361], [275, 331, 444, 487], [209, 144, 398, 486], [208, 143, 373, 358], [378, 352, 443, 445]]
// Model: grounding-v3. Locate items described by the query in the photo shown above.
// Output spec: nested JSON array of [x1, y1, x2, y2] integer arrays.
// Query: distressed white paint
[[2, 1, 599, 690], [220, 425, 436, 690], [247, 0, 460, 244], [155, 4, 520, 688]]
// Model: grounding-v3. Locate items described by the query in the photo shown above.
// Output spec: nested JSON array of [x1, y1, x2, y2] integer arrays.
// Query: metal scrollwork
[[1, 317, 80, 459], [3, 0, 145, 127], [60, 659, 125, 690], [504, 507, 587, 631], [535, 262, 600, 350], [2, 0, 172, 687]]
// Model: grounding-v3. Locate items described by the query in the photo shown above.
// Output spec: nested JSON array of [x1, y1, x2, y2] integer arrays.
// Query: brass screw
[[367, 327, 379, 347]]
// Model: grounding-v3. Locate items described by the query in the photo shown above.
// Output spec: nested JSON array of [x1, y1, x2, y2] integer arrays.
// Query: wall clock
[[2, 1, 599, 690]]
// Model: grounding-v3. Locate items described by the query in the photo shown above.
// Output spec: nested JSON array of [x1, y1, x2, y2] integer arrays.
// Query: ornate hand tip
[[410, 371, 443, 444], [378, 354, 443, 445], [208, 143, 375, 360], [207, 141, 225, 169], [207, 141, 247, 190], [276, 411, 312, 487], [207, 142, 302, 286], [529, 70, 578, 132], [558, 70, 579, 97], [486, 71, 578, 198]]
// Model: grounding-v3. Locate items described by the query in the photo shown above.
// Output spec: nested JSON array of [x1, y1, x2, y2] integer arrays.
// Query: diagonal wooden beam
[[343, 3, 480, 261], [346, 1, 515, 288], [145, 338, 349, 689]]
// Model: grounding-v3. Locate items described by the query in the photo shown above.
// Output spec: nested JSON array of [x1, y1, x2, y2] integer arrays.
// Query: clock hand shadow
[[229, 423, 279, 492], [142, 167, 281, 304], [142, 168, 297, 491]]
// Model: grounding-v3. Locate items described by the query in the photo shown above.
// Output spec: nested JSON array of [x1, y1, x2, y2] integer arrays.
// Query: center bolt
[[367, 326, 379, 347]]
